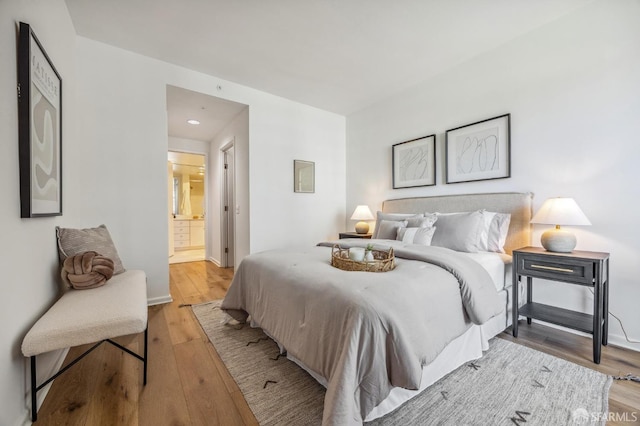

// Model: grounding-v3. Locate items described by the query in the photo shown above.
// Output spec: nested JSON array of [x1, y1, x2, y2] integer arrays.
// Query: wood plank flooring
[[34, 261, 640, 425]]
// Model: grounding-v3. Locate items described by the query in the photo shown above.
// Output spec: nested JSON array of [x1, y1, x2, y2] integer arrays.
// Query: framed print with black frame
[[18, 22, 62, 217], [392, 134, 436, 189], [445, 114, 510, 184]]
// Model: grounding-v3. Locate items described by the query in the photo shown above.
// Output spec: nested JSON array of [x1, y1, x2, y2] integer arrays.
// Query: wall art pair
[[392, 114, 510, 189]]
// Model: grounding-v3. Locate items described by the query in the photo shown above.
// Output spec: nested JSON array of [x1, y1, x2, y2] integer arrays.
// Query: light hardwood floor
[[34, 261, 640, 425]]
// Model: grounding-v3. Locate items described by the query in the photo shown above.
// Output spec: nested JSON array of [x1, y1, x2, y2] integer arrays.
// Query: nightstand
[[339, 232, 372, 239], [512, 246, 609, 363]]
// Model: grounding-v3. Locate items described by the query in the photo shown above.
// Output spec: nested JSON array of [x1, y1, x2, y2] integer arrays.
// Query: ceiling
[[65, 0, 591, 138], [166, 85, 246, 142]]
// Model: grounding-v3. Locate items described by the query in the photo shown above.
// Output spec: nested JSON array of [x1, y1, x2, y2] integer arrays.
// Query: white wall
[[75, 37, 346, 304], [347, 0, 640, 349], [1, 4, 345, 424], [168, 136, 210, 155], [0, 1, 78, 425], [248, 97, 347, 252]]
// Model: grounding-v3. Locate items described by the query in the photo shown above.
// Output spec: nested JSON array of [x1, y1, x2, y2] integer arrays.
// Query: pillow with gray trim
[[397, 226, 437, 246], [373, 212, 423, 238], [56, 224, 125, 274]]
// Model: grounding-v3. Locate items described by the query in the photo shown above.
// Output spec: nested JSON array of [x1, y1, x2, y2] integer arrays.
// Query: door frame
[[220, 140, 235, 268]]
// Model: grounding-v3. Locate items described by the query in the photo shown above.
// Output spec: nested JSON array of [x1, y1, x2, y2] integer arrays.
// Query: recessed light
[[187, 119, 200, 125]]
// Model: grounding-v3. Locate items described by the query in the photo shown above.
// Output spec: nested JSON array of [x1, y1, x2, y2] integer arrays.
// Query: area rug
[[192, 301, 611, 425]]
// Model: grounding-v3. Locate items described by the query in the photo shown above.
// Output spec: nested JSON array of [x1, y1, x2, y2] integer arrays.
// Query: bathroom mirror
[[168, 152, 206, 219], [294, 160, 315, 193]]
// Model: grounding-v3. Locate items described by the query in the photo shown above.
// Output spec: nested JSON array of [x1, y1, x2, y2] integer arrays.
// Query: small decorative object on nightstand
[[350, 205, 375, 234], [339, 232, 372, 239], [512, 246, 609, 364], [530, 197, 591, 253]]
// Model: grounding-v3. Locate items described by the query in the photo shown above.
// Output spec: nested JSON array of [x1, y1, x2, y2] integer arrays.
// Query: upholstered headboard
[[381, 192, 533, 255]]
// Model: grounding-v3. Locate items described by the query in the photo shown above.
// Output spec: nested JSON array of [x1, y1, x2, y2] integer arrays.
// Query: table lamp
[[350, 205, 375, 234], [530, 197, 591, 252]]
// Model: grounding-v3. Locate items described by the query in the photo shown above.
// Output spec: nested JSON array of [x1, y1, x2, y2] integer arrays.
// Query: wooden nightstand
[[339, 232, 372, 239], [512, 246, 610, 363]]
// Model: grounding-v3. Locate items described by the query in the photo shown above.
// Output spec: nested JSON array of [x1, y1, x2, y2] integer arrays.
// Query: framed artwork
[[445, 114, 510, 184], [294, 160, 314, 193], [18, 22, 63, 217], [392, 134, 436, 189]]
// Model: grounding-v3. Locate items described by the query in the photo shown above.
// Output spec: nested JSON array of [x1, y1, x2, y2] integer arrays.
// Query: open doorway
[[168, 151, 206, 264], [166, 84, 248, 268]]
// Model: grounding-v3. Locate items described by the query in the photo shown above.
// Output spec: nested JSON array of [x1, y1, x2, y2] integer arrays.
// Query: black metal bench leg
[[27, 326, 148, 421], [143, 327, 148, 385], [30, 356, 37, 422]]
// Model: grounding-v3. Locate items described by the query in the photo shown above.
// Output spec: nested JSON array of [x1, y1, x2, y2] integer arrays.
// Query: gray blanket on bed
[[221, 241, 502, 425]]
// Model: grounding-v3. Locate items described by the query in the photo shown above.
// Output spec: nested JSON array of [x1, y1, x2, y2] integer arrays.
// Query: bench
[[21, 269, 148, 422]]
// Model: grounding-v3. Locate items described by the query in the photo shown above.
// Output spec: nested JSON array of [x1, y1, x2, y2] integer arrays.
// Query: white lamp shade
[[350, 205, 374, 234], [531, 197, 590, 252], [530, 198, 591, 226], [350, 205, 375, 221]]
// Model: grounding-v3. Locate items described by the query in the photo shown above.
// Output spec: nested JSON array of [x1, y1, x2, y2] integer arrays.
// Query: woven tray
[[331, 245, 395, 272]]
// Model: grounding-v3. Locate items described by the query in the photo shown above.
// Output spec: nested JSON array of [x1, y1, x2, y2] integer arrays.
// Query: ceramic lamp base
[[355, 221, 369, 234], [541, 227, 576, 253]]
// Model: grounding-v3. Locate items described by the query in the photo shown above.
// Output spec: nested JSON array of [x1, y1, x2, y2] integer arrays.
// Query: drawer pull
[[530, 264, 574, 273]]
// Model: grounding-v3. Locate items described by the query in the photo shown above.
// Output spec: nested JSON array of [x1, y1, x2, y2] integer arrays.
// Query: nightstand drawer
[[339, 232, 372, 239], [518, 256, 594, 285]]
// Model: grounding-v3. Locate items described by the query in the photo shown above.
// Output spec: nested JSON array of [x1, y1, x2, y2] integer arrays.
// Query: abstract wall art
[[445, 114, 510, 184]]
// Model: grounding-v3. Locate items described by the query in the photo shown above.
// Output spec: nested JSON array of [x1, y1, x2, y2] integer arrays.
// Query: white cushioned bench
[[22, 269, 148, 422]]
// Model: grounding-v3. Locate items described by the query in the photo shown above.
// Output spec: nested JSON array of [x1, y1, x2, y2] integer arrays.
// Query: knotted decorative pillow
[[61, 251, 115, 290]]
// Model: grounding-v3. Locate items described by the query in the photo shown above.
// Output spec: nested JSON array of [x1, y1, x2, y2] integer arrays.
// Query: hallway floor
[[169, 248, 205, 264]]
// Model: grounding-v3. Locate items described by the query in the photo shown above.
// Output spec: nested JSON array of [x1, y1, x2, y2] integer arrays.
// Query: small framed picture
[[445, 114, 510, 184], [18, 22, 63, 217], [392, 134, 436, 189], [293, 160, 315, 193]]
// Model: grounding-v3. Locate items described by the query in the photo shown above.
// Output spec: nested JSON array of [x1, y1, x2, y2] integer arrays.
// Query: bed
[[222, 192, 533, 425]]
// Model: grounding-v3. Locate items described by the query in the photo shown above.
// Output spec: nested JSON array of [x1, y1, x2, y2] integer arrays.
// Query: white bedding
[[460, 251, 512, 291], [372, 239, 512, 291]]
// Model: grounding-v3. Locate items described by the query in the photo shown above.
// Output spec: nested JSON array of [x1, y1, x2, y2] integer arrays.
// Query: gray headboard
[[382, 192, 533, 255]]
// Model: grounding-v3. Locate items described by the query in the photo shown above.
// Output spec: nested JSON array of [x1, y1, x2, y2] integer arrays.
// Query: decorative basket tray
[[331, 245, 395, 273]]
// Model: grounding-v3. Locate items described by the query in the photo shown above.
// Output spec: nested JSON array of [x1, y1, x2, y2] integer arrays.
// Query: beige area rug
[[192, 301, 612, 425]]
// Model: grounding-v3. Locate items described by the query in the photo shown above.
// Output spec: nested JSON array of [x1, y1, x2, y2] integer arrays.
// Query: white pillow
[[372, 212, 423, 238], [376, 219, 408, 240], [397, 226, 437, 246], [479, 211, 511, 253], [430, 211, 484, 252], [406, 213, 437, 228]]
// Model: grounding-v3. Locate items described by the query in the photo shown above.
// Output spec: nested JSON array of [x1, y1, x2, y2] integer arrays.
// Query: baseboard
[[21, 347, 69, 425], [607, 334, 640, 352], [207, 256, 221, 267], [147, 295, 173, 306], [15, 408, 30, 426], [530, 319, 640, 352]]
